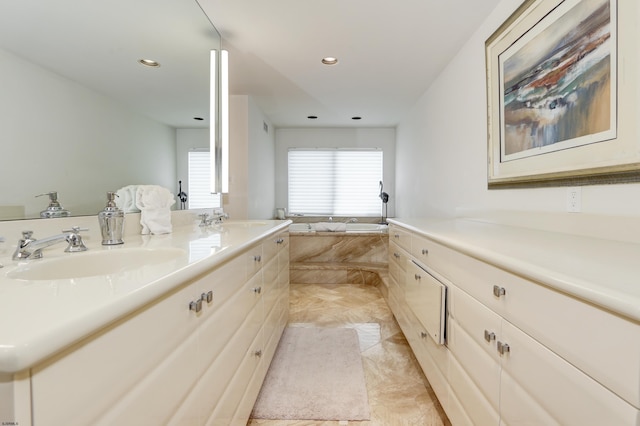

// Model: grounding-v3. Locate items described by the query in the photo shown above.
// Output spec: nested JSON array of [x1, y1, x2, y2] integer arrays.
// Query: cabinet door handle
[[276, 238, 284, 244], [393, 252, 400, 258], [201, 291, 213, 303], [420, 331, 428, 339], [497, 341, 510, 355], [254, 349, 263, 357], [189, 299, 203, 313], [493, 285, 506, 298], [254, 255, 262, 262], [421, 248, 428, 255], [414, 273, 421, 281], [252, 286, 262, 294], [484, 330, 496, 342], [394, 233, 400, 239]]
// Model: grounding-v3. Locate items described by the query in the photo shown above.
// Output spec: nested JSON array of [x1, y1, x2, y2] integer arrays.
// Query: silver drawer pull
[[421, 248, 428, 255], [252, 286, 262, 294], [497, 341, 510, 355], [254, 255, 262, 262], [276, 238, 284, 244], [394, 233, 400, 239], [254, 349, 263, 357], [484, 330, 496, 342], [414, 273, 421, 281], [189, 299, 203, 313], [420, 331, 428, 338], [201, 291, 213, 303], [393, 252, 400, 258], [493, 285, 506, 298]]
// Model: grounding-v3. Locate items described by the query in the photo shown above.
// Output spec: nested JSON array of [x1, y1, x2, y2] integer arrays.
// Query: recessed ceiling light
[[307, 115, 318, 119], [138, 59, 160, 67], [321, 57, 338, 65], [352, 116, 362, 120]]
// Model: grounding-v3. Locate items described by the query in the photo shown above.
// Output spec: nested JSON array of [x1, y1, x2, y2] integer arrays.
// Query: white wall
[[275, 127, 396, 217], [225, 95, 275, 220], [395, 0, 640, 219], [0, 48, 176, 219]]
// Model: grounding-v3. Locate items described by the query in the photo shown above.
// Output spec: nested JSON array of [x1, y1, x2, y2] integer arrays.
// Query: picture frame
[[485, 0, 640, 188]]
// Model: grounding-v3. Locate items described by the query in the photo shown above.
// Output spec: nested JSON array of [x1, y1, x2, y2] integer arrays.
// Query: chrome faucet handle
[[62, 227, 88, 253], [62, 226, 88, 234], [21, 230, 34, 240], [198, 213, 211, 227]]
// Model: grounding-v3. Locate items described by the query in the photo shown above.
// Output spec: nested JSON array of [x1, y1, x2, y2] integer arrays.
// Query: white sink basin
[[8, 247, 185, 281]]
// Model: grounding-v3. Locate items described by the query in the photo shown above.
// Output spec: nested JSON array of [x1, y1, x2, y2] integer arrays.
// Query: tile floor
[[248, 283, 451, 426]]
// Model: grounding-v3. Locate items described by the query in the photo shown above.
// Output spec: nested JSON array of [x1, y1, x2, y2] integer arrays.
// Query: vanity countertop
[[0, 218, 291, 374], [388, 217, 640, 324]]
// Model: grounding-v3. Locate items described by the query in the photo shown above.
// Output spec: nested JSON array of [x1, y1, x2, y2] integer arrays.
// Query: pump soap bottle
[[98, 192, 125, 245]]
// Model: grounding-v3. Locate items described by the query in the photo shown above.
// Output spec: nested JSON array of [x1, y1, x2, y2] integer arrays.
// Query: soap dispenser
[[37, 192, 71, 218], [98, 192, 125, 245]]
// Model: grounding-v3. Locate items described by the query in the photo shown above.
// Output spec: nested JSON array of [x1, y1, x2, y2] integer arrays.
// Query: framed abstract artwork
[[486, 0, 640, 188]]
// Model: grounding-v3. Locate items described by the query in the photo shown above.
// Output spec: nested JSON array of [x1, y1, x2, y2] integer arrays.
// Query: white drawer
[[389, 225, 411, 252], [444, 248, 640, 409], [410, 233, 453, 275], [500, 319, 639, 425]]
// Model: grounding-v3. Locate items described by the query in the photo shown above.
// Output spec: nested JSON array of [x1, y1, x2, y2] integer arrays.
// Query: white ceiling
[[0, 0, 501, 130], [198, 0, 502, 128]]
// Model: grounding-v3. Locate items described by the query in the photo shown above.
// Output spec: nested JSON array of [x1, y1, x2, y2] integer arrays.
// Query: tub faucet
[[346, 218, 358, 223], [12, 227, 88, 260], [328, 216, 333, 222]]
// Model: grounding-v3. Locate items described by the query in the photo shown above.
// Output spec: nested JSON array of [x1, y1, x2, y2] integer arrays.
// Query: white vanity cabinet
[[387, 222, 640, 425], [26, 231, 290, 426]]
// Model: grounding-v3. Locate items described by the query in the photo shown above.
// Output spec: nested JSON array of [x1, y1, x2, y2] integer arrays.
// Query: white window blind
[[188, 151, 221, 209], [288, 149, 383, 216]]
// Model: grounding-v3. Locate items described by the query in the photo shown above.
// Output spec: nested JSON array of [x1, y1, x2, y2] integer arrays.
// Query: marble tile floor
[[248, 283, 451, 426]]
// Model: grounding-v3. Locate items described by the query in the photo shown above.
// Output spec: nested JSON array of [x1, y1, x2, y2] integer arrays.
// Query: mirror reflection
[[0, 0, 221, 220]]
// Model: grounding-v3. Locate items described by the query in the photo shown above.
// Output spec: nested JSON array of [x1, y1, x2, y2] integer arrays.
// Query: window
[[188, 151, 221, 209], [288, 148, 383, 216]]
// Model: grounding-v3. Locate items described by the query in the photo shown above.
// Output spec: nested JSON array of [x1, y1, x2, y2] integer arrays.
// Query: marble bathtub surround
[[249, 283, 450, 425], [289, 233, 388, 286]]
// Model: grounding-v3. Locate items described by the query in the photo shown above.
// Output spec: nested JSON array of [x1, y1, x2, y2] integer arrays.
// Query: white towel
[[314, 222, 347, 232], [115, 185, 140, 213], [135, 185, 176, 235]]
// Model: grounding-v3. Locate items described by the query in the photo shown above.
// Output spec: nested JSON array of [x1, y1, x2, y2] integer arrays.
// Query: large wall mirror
[[0, 0, 221, 220]]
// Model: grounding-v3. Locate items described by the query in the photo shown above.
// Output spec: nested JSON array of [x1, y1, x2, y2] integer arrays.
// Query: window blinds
[[288, 149, 383, 216], [188, 151, 221, 209]]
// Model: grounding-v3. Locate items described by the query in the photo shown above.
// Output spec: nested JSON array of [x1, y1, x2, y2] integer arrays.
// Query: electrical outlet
[[566, 187, 581, 212]]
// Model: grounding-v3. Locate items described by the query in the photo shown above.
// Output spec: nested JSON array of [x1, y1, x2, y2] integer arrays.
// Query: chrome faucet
[[328, 216, 333, 222], [13, 227, 88, 260], [346, 218, 358, 223]]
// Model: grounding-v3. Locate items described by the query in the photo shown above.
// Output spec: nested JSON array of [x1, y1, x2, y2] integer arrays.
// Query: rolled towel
[[314, 222, 347, 232], [135, 185, 176, 235], [115, 185, 140, 213]]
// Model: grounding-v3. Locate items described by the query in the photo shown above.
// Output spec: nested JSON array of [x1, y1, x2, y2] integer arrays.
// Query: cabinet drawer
[[389, 225, 411, 252], [448, 286, 501, 361], [500, 319, 639, 425], [389, 241, 408, 284], [445, 249, 640, 408], [410, 233, 452, 274]]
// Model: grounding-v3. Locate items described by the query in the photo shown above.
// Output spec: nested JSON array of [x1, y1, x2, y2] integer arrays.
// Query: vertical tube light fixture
[[210, 49, 230, 194], [209, 49, 218, 193], [221, 49, 229, 193]]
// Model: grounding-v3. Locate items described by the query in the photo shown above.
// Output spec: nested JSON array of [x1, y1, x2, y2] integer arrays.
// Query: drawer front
[[410, 233, 452, 275], [448, 286, 501, 361], [389, 241, 409, 284], [500, 320, 639, 426], [445, 248, 640, 408], [389, 225, 411, 252]]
